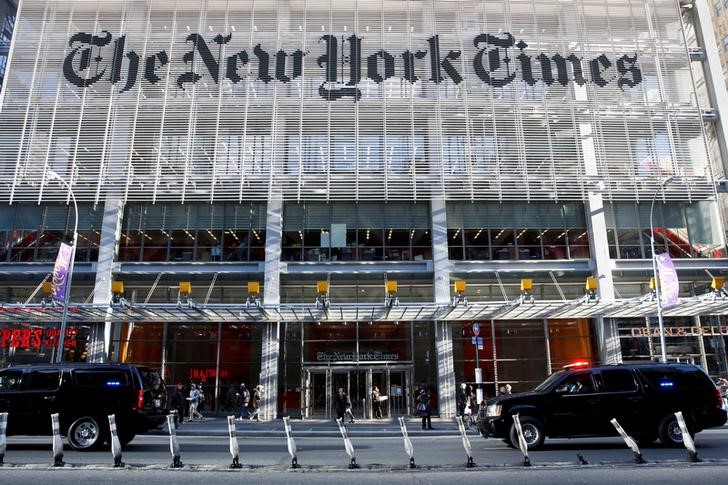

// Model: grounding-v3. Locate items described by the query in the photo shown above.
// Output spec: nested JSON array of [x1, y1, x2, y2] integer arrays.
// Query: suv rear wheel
[[67, 416, 104, 450], [509, 416, 545, 450], [658, 414, 694, 447]]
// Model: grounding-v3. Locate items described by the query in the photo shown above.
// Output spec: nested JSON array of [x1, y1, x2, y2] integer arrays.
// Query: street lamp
[[47, 170, 78, 363], [649, 175, 676, 364]]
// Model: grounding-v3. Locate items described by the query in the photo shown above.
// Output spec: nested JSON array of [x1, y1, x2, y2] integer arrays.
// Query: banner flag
[[656, 253, 679, 308], [51, 243, 73, 302]]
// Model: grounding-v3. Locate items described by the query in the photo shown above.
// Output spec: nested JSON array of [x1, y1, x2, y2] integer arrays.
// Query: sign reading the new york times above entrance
[[63, 31, 642, 101], [317, 351, 400, 362]]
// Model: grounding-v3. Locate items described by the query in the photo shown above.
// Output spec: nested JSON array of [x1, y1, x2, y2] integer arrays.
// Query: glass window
[[26, 370, 61, 391], [555, 372, 595, 394], [0, 369, 23, 391], [596, 369, 637, 393], [74, 370, 130, 388]]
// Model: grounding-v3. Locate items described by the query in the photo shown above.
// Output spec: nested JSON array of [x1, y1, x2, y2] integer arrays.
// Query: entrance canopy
[[2, 296, 728, 324]]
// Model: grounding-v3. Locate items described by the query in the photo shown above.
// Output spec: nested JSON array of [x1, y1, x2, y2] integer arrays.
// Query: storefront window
[[0, 323, 91, 365], [616, 318, 715, 367]]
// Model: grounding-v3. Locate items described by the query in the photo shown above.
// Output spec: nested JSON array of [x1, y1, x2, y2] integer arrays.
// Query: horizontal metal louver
[[0, 0, 717, 204]]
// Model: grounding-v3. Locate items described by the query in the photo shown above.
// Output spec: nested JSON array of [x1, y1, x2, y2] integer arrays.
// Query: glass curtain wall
[[282, 202, 432, 262], [0, 203, 101, 262], [119, 202, 266, 262], [446, 202, 589, 261], [605, 201, 725, 259]]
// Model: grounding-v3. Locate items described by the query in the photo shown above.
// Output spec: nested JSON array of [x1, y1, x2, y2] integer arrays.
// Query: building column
[[431, 198, 455, 417], [260, 196, 282, 421], [88, 197, 123, 363]]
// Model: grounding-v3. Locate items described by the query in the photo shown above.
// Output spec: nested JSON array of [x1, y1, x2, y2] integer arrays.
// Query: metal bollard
[[227, 416, 242, 468], [50, 413, 65, 467], [0, 412, 7, 466], [674, 411, 700, 463], [108, 414, 125, 467], [397, 416, 415, 468], [610, 418, 645, 464], [511, 414, 531, 467], [282, 416, 299, 469], [167, 414, 183, 468], [455, 416, 475, 468], [336, 417, 359, 469]]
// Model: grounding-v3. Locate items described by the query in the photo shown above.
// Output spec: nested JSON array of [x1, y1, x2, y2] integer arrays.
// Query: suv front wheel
[[658, 414, 694, 447], [509, 416, 545, 450], [67, 416, 104, 450]]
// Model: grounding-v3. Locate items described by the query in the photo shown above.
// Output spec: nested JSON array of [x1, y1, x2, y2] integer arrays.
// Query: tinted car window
[[74, 370, 130, 388], [639, 367, 714, 390], [555, 372, 594, 394], [0, 370, 23, 391], [596, 369, 637, 393], [27, 370, 61, 390]]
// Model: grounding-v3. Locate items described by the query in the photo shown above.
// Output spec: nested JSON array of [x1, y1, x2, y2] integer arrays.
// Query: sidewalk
[[151, 417, 469, 438]]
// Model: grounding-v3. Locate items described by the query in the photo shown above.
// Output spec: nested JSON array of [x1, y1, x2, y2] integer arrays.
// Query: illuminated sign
[[316, 351, 400, 361], [0, 327, 79, 349]]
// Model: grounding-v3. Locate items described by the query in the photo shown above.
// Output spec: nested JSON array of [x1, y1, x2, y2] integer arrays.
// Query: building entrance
[[304, 366, 411, 419]]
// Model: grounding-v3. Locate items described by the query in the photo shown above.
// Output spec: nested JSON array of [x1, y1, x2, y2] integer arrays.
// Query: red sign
[[0, 327, 78, 349]]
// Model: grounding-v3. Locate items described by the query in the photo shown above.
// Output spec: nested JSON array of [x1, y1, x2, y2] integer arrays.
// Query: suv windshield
[[534, 370, 566, 392]]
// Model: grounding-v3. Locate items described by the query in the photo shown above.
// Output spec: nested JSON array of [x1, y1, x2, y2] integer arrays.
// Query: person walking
[[237, 383, 250, 420], [170, 383, 186, 428], [372, 386, 383, 419], [417, 388, 433, 430], [334, 387, 352, 422], [186, 383, 204, 421], [456, 383, 467, 417], [249, 384, 262, 421]]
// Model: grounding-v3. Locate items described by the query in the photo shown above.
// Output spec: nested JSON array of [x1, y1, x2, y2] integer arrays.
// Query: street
[[0, 418, 727, 483]]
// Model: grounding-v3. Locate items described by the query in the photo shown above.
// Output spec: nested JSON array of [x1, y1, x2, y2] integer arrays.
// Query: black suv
[[478, 363, 727, 450], [0, 363, 167, 450]]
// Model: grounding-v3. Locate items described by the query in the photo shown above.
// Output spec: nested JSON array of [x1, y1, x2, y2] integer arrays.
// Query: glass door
[[308, 371, 329, 418]]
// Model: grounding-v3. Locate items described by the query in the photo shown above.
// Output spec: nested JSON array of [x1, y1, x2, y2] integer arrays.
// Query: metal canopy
[[2, 297, 728, 324]]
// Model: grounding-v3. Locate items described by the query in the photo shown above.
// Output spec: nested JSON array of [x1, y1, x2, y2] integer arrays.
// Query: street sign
[[471, 337, 483, 346], [472, 323, 480, 336]]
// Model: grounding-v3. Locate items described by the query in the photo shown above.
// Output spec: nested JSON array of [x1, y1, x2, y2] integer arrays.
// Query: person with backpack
[[417, 388, 433, 430], [186, 383, 204, 421], [170, 383, 186, 428]]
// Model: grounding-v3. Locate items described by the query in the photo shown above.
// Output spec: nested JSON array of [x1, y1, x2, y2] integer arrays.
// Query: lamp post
[[649, 175, 676, 364], [47, 170, 78, 364]]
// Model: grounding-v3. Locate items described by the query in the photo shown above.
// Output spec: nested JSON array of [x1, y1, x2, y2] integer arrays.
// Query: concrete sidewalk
[[150, 416, 470, 438]]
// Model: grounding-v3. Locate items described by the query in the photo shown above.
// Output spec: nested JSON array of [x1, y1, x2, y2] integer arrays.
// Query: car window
[[639, 367, 713, 390], [0, 370, 23, 391], [27, 370, 61, 391], [140, 369, 164, 392], [73, 370, 130, 388], [596, 369, 637, 393], [555, 372, 595, 394], [534, 370, 566, 392]]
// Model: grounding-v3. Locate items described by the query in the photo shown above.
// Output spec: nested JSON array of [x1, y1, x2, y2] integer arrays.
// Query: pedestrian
[[335, 387, 354, 423], [249, 384, 262, 421], [170, 383, 186, 428], [237, 383, 250, 420], [417, 388, 433, 430], [372, 386, 383, 419], [225, 384, 237, 412], [197, 382, 206, 412], [456, 383, 467, 416], [186, 383, 204, 421], [504, 384, 513, 395]]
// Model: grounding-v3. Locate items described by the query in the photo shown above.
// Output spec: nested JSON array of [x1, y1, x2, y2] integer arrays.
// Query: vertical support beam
[[694, 316, 709, 370], [576, 79, 620, 365], [89, 197, 123, 363], [431, 199, 455, 417], [261, 196, 283, 421], [691, 0, 728, 172]]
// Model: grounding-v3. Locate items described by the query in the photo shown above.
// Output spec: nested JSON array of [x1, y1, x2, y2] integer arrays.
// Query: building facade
[[1, 0, 728, 420]]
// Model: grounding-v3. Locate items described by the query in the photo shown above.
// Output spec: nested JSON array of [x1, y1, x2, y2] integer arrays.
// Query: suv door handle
[[43, 396, 57, 401]]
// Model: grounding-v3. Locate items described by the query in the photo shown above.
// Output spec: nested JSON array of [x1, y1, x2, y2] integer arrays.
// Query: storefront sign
[[63, 31, 642, 101], [316, 351, 400, 362], [0, 327, 78, 349], [629, 326, 728, 338]]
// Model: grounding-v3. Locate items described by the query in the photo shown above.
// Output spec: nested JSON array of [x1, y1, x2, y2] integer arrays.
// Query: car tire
[[67, 416, 105, 450], [509, 416, 545, 450], [658, 414, 693, 447]]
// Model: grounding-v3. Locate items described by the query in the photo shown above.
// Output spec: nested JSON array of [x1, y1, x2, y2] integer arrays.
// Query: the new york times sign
[[63, 31, 642, 101]]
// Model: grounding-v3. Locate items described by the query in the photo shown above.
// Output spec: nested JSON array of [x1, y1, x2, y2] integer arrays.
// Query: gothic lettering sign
[[627, 326, 728, 338], [316, 351, 401, 361], [63, 31, 642, 101]]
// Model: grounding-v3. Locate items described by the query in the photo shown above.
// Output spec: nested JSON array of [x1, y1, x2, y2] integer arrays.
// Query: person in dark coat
[[417, 389, 433, 430], [372, 386, 383, 419], [334, 387, 350, 421], [170, 383, 186, 428]]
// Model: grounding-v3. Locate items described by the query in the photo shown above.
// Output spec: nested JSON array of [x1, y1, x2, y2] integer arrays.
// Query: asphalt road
[[2, 425, 728, 470]]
